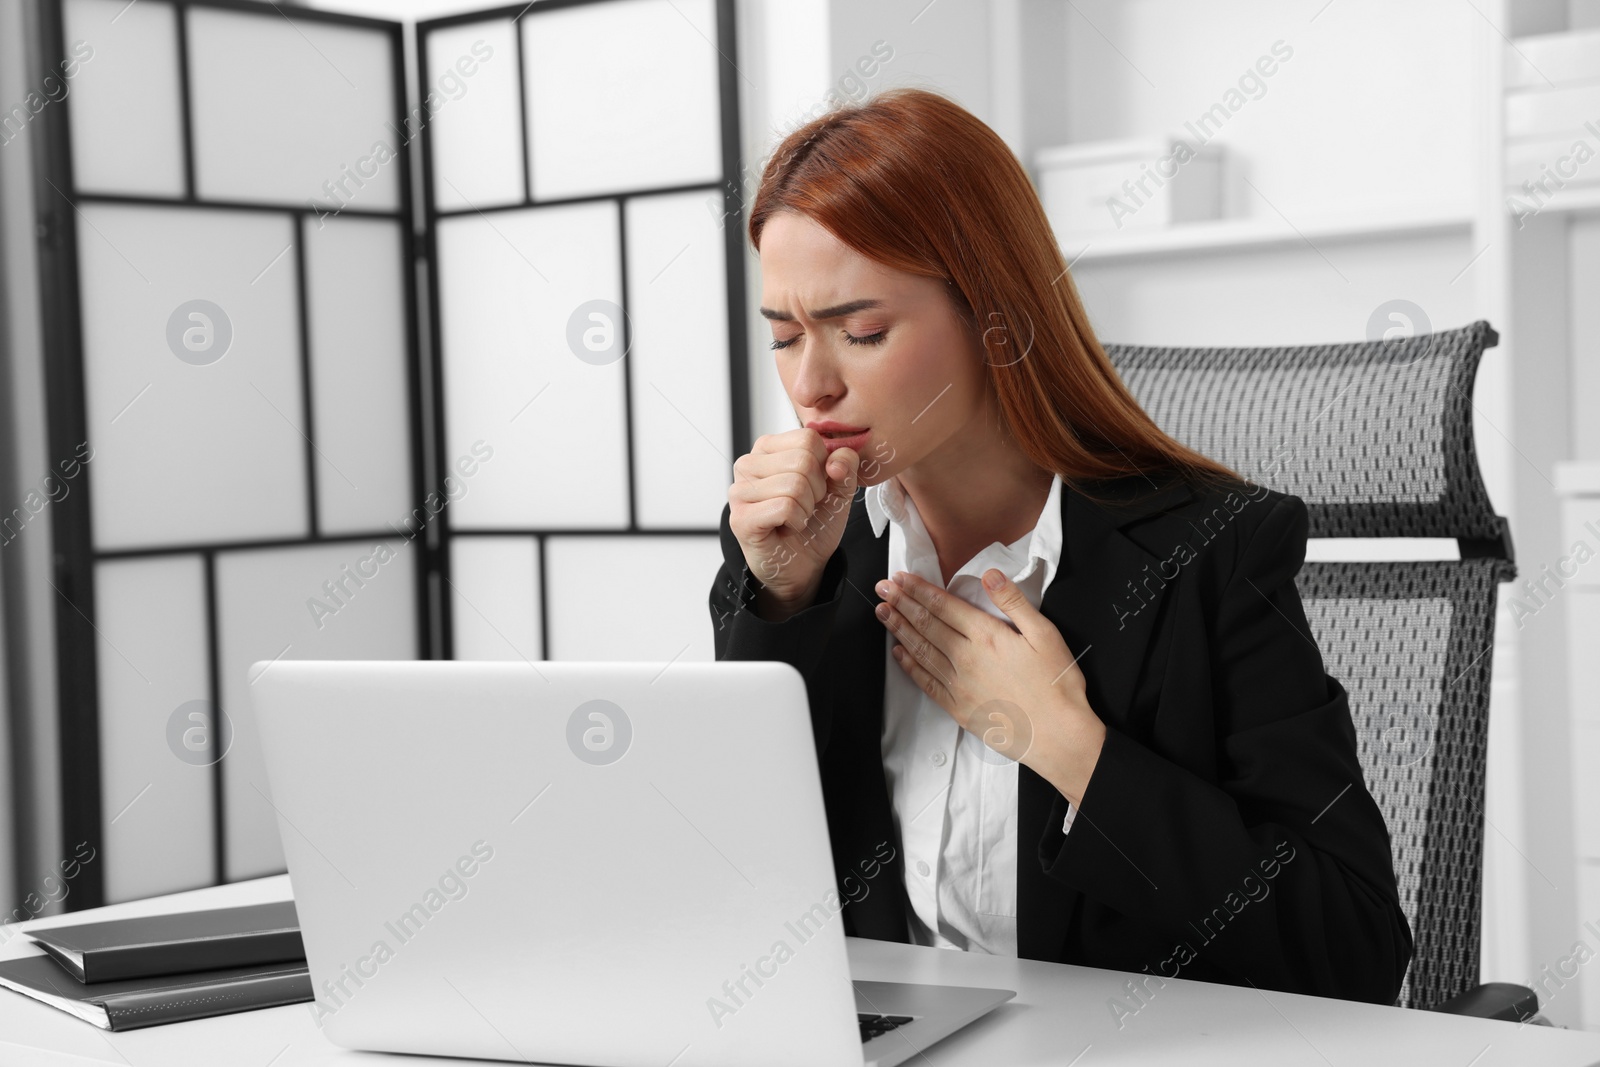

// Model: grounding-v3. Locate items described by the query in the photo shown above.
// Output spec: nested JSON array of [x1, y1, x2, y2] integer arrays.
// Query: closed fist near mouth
[[728, 427, 863, 618]]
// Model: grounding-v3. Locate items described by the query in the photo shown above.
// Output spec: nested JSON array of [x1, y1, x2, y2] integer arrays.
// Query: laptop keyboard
[[858, 1013, 915, 1043]]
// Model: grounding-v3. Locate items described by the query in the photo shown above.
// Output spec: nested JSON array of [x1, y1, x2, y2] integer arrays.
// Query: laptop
[[248, 659, 1014, 1067]]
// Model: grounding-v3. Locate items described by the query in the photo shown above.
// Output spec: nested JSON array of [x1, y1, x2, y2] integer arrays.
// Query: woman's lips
[[820, 429, 870, 452]]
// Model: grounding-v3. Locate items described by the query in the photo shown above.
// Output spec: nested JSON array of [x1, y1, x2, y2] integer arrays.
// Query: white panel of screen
[[186, 5, 400, 211], [62, 0, 186, 198], [623, 190, 733, 529], [435, 201, 629, 529], [217, 540, 418, 881], [521, 0, 722, 200], [425, 18, 523, 213], [94, 555, 216, 904], [449, 535, 542, 662], [74, 203, 310, 550], [543, 535, 723, 662], [301, 214, 413, 536]]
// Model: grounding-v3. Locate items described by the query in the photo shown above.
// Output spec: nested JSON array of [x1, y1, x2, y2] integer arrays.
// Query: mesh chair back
[[1104, 321, 1517, 1010], [1107, 320, 1510, 554]]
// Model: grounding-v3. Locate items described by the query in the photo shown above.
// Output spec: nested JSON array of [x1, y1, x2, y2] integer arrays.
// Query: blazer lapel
[[1048, 475, 1195, 731], [1018, 474, 1194, 961]]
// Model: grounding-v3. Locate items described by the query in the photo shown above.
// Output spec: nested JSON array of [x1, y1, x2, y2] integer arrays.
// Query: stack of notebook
[[0, 900, 311, 1030]]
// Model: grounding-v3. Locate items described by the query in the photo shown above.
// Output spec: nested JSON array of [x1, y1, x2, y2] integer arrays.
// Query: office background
[[0, 0, 1596, 1032]]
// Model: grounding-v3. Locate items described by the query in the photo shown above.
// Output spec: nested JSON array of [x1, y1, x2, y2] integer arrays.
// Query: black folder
[[23, 900, 303, 983], [0, 953, 311, 1030]]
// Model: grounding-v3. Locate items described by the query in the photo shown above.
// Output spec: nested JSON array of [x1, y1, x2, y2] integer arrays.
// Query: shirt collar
[[864, 471, 1065, 590]]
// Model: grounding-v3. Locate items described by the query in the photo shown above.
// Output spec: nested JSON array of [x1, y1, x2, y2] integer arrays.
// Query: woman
[[709, 87, 1411, 1006]]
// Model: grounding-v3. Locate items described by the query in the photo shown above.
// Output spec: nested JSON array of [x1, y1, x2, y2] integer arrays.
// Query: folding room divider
[[30, 0, 749, 909]]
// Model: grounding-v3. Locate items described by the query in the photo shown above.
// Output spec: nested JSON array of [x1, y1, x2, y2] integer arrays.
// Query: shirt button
[[930, 750, 947, 767], [915, 860, 931, 878]]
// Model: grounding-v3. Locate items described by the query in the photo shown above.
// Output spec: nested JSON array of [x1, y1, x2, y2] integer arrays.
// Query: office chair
[[1104, 319, 1539, 1021]]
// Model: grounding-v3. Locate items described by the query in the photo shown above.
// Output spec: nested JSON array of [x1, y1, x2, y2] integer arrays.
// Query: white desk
[[2, 874, 1599, 1067]]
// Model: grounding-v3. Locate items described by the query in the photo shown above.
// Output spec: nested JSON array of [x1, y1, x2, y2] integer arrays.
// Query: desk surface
[[1, 875, 1598, 1067]]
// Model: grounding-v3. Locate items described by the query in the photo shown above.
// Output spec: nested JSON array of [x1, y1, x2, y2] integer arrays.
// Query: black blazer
[[708, 473, 1413, 1005]]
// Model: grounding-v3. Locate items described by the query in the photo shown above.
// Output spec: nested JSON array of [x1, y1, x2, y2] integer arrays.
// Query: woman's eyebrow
[[759, 298, 885, 322]]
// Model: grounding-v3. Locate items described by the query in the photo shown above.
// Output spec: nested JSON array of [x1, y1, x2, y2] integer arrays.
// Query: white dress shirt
[[866, 471, 1074, 957]]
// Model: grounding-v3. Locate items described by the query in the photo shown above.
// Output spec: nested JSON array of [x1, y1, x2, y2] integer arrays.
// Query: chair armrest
[[1429, 982, 1541, 1022]]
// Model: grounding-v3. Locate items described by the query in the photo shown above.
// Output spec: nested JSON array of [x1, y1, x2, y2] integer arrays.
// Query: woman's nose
[[789, 351, 843, 408]]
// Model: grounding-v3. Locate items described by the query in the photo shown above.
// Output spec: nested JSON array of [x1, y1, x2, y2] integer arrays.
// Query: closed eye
[[770, 330, 888, 351]]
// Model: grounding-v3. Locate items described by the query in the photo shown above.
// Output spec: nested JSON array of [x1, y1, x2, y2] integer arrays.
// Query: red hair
[[747, 87, 1243, 503]]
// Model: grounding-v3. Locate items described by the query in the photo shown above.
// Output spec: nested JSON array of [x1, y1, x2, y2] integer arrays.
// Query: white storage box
[[1035, 137, 1223, 236], [1501, 29, 1600, 201], [1505, 26, 1600, 89], [1506, 83, 1600, 141]]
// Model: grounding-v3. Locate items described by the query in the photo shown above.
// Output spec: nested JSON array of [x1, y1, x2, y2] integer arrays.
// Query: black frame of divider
[[32, 0, 99, 910], [31, 0, 750, 910], [415, 0, 751, 660], [32, 0, 430, 909]]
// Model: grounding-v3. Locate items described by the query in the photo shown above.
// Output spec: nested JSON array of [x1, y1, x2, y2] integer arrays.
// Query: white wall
[[1061, 0, 1479, 223]]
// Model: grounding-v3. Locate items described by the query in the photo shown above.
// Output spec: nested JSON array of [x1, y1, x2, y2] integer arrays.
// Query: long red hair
[[747, 87, 1243, 503]]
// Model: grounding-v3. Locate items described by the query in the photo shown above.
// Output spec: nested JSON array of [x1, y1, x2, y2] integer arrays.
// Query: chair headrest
[[1104, 320, 1509, 556]]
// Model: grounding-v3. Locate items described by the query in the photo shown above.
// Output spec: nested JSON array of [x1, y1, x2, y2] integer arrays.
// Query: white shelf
[[1055, 209, 1474, 265], [1504, 181, 1600, 218]]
